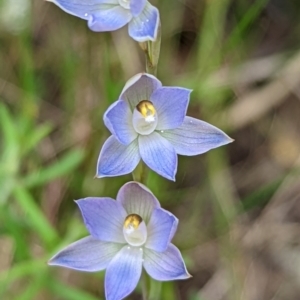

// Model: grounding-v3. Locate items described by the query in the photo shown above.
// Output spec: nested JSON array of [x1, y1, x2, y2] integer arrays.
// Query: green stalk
[[141, 269, 149, 300], [139, 23, 161, 76], [135, 22, 162, 300], [132, 161, 148, 184]]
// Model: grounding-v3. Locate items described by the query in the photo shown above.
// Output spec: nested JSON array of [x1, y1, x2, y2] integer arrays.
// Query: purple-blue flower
[[48, 182, 190, 300], [97, 73, 233, 181], [47, 0, 159, 42]]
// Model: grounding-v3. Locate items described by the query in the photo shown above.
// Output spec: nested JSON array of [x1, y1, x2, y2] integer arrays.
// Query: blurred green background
[[1, 0, 300, 299]]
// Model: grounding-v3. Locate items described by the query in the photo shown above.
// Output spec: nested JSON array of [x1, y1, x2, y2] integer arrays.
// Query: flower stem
[[141, 270, 149, 300], [139, 23, 161, 76], [132, 161, 148, 184], [137, 22, 162, 300], [149, 279, 162, 300]]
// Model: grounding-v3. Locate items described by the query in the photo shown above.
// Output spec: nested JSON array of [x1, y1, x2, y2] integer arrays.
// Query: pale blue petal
[[120, 73, 162, 109], [139, 132, 177, 181], [48, 236, 123, 272], [97, 136, 140, 177], [161, 116, 233, 156], [49, 0, 118, 20], [150, 87, 191, 130], [105, 246, 143, 300], [104, 100, 137, 145], [145, 208, 178, 252], [116, 182, 160, 223], [128, 2, 159, 42], [87, 5, 132, 32], [143, 244, 191, 281], [130, 0, 146, 16], [76, 197, 127, 243]]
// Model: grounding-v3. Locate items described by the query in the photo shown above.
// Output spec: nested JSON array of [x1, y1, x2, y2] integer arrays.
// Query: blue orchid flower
[[49, 182, 190, 300], [97, 73, 233, 181], [47, 0, 160, 42]]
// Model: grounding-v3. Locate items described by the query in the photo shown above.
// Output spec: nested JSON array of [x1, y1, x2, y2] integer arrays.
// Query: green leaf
[[22, 149, 85, 188]]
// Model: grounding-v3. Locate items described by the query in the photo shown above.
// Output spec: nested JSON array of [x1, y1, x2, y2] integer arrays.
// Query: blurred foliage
[[1, 0, 300, 299]]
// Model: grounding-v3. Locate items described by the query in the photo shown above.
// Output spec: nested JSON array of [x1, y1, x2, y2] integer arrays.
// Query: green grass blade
[[48, 278, 101, 300], [17, 272, 48, 300], [13, 187, 58, 246], [22, 148, 85, 188], [0, 103, 20, 174], [22, 123, 53, 156], [0, 260, 45, 287], [0, 208, 30, 259], [241, 178, 283, 211], [225, 0, 270, 51]]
